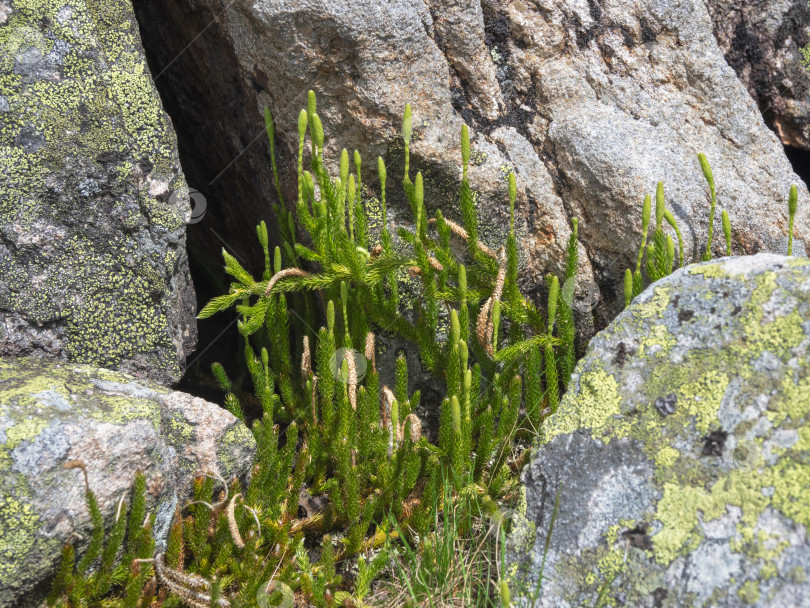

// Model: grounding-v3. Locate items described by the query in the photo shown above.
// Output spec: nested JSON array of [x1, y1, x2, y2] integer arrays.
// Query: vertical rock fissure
[[132, 0, 283, 395]]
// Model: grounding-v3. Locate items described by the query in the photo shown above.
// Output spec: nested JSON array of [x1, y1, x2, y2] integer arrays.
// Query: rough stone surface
[[133, 0, 809, 329], [0, 356, 256, 608], [504, 0, 810, 302], [426, 0, 504, 121], [706, 0, 810, 151], [0, 0, 197, 385], [508, 254, 810, 607], [132, 0, 594, 317]]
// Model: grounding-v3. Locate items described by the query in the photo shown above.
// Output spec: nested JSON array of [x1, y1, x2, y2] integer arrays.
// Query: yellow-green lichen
[[216, 422, 257, 476], [652, 483, 707, 565], [469, 148, 487, 166], [788, 566, 806, 583], [738, 579, 760, 604], [787, 257, 810, 269], [541, 368, 622, 442], [654, 445, 680, 469], [634, 284, 672, 321], [165, 411, 195, 444], [731, 529, 790, 566], [651, 443, 779, 566], [679, 369, 730, 434], [0, 493, 40, 585], [759, 562, 777, 580], [596, 548, 625, 582], [0, 357, 165, 432], [637, 324, 676, 357], [774, 373, 810, 426], [0, 0, 189, 382], [552, 535, 666, 607], [735, 272, 807, 360], [4, 418, 50, 450], [689, 264, 730, 279], [768, 456, 810, 527]]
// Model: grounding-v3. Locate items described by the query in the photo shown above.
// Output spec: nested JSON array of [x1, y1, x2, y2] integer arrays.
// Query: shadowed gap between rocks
[[785, 146, 810, 190], [132, 0, 288, 401]]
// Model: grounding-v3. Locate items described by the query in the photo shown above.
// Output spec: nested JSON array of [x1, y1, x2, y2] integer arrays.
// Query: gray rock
[[508, 254, 810, 607], [506, 0, 810, 313], [706, 0, 810, 150], [425, 0, 504, 120], [132, 0, 594, 316], [0, 356, 256, 608], [0, 0, 197, 385], [134, 0, 809, 327]]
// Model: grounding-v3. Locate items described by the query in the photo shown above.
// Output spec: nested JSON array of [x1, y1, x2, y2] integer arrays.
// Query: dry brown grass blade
[[226, 493, 245, 549], [63, 460, 90, 491], [301, 335, 311, 381], [475, 249, 507, 357], [153, 553, 231, 608], [365, 332, 376, 371], [287, 512, 325, 535], [404, 413, 422, 442], [264, 267, 311, 296], [428, 257, 444, 272], [382, 386, 395, 430], [476, 297, 494, 357], [382, 385, 397, 457], [428, 217, 498, 259], [310, 374, 319, 425], [346, 348, 358, 410]]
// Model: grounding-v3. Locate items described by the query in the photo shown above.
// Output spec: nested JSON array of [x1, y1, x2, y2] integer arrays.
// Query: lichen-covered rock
[[707, 0, 810, 150], [0, 0, 197, 385], [0, 356, 256, 608], [508, 254, 810, 607]]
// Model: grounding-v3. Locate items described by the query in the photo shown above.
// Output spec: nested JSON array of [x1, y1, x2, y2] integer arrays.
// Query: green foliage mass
[[49, 93, 579, 607], [48, 468, 155, 607], [48, 93, 801, 607], [624, 157, 800, 307]]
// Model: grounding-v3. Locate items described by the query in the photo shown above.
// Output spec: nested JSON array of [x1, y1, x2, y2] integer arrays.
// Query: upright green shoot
[[789, 184, 798, 256], [699, 152, 716, 261]]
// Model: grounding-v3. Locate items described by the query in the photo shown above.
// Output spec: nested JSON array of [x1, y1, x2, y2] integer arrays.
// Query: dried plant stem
[[264, 267, 311, 296], [227, 493, 245, 549], [428, 217, 498, 259], [476, 249, 507, 355]]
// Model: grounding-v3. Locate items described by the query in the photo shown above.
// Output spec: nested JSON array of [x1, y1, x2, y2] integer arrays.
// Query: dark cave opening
[[132, 1, 284, 400], [784, 145, 810, 191]]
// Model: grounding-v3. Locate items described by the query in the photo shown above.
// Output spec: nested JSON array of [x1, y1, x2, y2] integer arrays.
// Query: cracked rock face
[[0, 356, 256, 608], [507, 254, 810, 607], [706, 0, 810, 151], [134, 0, 809, 333], [0, 0, 197, 385]]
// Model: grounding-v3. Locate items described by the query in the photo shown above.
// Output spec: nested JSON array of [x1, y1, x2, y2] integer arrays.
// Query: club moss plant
[[48, 93, 578, 607], [47, 94, 802, 607], [624, 158, 800, 307]]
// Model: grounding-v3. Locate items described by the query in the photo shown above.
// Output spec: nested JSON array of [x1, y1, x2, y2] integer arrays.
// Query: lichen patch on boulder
[[509, 254, 810, 607], [0, 0, 196, 385], [0, 356, 256, 608]]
